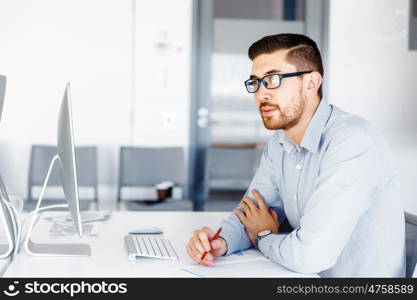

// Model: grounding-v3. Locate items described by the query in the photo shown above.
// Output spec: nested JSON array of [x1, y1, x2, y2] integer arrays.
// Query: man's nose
[[256, 84, 272, 102]]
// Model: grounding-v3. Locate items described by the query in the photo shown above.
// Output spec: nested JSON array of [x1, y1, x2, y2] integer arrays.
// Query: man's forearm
[[219, 212, 252, 255]]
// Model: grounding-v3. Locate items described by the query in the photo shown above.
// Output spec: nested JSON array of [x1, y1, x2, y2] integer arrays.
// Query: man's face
[[250, 50, 305, 130]]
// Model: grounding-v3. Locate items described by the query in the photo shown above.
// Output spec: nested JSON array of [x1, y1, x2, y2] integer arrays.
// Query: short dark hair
[[248, 33, 324, 98]]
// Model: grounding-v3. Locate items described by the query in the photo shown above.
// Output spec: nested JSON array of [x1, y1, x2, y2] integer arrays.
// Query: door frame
[[188, 0, 330, 211]]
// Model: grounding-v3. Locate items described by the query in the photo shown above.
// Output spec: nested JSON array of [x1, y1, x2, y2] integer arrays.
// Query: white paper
[[181, 249, 317, 278]]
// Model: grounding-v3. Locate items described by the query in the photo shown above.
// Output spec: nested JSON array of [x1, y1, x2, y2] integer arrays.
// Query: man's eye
[[271, 75, 280, 85]]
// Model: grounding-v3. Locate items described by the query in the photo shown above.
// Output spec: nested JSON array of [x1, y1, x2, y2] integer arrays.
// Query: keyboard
[[124, 235, 178, 261]]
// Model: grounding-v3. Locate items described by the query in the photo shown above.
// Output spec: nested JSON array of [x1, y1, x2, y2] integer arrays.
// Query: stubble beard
[[260, 96, 305, 131]]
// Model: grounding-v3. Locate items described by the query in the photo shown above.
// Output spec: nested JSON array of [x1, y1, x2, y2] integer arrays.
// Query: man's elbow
[[297, 256, 336, 274], [280, 248, 339, 274]]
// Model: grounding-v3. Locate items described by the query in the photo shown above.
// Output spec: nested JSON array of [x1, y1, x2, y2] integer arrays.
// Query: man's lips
[[261, 107, 277, 116]]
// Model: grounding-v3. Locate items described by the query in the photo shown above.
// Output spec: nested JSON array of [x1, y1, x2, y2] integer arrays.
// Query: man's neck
[[285, 96, 320, 145]]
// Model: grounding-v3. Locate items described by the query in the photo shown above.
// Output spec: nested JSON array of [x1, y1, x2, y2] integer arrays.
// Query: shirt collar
[[276, 98, 332, 154], [300, 98, 332, 153], [277, 130, 297, 154]]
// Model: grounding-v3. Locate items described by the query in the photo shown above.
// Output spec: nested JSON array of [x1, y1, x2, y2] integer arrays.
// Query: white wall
[[327, 0, 417, 213], [133, 0, 193, 147], [0, 0, 193, 201]]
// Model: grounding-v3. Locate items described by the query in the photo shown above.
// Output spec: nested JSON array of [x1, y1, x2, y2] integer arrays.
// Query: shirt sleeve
[[258, 131, 389, 274], [219, 137, 285, 255]]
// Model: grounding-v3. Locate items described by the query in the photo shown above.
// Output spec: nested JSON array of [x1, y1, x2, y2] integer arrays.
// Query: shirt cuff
[[258, 233, 287, 259], [218, 229, 239, 256], [218, 214, 252, 256]]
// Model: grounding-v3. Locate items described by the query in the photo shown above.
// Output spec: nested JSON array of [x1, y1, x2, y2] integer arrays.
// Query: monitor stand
[[0, 174, 19, 259], [23, 155, 91, 257], [0, 206, 14, 258]]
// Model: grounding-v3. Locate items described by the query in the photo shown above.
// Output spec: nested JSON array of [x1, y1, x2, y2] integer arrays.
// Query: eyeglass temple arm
[[280, 71, 312, 78]]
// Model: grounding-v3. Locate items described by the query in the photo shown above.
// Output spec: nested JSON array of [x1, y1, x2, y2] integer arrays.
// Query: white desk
[[4, 211, 314, 277]]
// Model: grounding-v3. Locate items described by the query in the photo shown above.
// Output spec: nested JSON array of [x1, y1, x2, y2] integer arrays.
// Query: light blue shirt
[[219, 99, 406, 277]]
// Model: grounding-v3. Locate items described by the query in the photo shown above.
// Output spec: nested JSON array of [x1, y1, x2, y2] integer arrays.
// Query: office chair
[[405, 212, 417, 277], [26, 145, 98, 211], [117, 146, 192, 211], [203, 147, 263, 211]]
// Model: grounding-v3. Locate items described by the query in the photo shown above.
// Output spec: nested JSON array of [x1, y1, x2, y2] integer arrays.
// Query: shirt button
[[296, 164, 302, 170], [293, 195, 297, 200]]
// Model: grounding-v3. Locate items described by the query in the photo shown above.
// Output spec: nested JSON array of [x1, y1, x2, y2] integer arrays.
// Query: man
[[186, 34, 405, 277]]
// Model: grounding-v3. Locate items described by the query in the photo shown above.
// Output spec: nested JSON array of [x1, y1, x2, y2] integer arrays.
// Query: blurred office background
[[0, 0, 416, 214]]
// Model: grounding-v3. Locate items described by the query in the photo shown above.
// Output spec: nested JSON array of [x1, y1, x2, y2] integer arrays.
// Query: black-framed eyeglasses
[[244, 71, 312, 93]]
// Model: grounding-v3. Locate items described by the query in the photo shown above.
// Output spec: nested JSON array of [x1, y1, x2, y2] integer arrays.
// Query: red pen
[[200, 227, 222, 262]]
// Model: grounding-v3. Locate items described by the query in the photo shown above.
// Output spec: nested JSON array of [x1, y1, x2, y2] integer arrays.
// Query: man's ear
[[304, 71, 322, 97]]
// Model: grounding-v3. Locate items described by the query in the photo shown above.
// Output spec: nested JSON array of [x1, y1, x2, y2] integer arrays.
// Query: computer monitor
[[57, 83, 82, 237], [24, 83, 91, 256], [0, 74, 6, 119]]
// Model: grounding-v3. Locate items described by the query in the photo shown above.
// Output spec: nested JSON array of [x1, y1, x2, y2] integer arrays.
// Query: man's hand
[[234, 189, 279, 245], [185, 226, 228, 267]]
